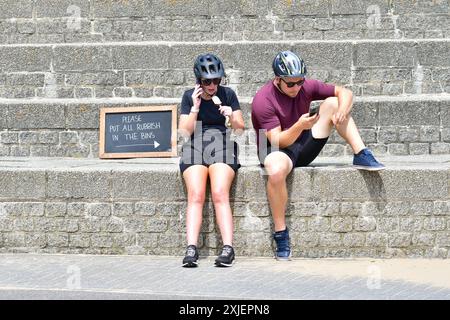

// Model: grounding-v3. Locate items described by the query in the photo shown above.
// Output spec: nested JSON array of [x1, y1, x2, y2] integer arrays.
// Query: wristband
[[190, 107, 200, 113]]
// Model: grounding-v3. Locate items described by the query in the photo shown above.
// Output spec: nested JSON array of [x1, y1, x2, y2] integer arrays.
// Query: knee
[[265, 163, 289, 185], [211, 187, 230, 204], [188, 190, 206, 204], [321, 97, 339, 115]]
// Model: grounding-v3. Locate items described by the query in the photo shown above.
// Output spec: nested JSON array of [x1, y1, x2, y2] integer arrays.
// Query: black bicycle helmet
[[193, 53, 225, 80], [272, 50, 307, 78]]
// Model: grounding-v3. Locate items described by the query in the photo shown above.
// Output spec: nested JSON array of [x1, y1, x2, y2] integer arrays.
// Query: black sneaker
[[215, 245, 235, 267], [182, 245, 199, 268]]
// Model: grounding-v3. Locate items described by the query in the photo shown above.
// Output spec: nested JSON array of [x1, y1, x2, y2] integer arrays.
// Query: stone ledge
[[0, 155, 449, 257], [1, 96, 449, 157]]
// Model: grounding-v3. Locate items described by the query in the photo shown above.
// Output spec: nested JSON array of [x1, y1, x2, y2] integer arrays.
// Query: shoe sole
[[182, 261, 198, 268], [215, 261, 234, 267], [353, 165, 386, 171], [275, 253, 292, 261], [275, 256, 292, 261]]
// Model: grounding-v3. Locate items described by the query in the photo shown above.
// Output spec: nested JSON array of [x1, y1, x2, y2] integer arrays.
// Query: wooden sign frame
[[99, 105, 178, 159]]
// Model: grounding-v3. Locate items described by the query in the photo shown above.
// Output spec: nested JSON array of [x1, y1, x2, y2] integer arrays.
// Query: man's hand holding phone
[[309, 104, 320, 117], [297, 112, 319, 130]]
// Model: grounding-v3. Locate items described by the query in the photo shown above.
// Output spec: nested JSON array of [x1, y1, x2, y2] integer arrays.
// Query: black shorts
[[258, 130, 328, 168], [179, 132, 241, 174]]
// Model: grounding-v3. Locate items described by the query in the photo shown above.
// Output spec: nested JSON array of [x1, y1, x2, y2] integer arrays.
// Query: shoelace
[[275, 237, 290, 251], [220, 247, 233, 257], [186, 247, 196, 257]]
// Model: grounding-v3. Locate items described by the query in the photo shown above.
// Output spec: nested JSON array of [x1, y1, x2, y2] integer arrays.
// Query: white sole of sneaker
[[353, 165, 386, 171], [274, 253, 292, 261], [182, 261, 198, 268], [215, 261, 234, 267]]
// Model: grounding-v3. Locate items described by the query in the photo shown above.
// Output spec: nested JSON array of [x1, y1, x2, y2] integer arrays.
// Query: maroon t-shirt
[[251, 79, 335, 148]]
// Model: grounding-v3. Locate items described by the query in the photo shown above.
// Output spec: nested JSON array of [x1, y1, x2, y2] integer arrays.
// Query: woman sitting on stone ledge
[[178, 53, 245, 268]]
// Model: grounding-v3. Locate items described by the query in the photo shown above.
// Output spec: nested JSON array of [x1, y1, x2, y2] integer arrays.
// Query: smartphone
[[309, 104, 320, 116]]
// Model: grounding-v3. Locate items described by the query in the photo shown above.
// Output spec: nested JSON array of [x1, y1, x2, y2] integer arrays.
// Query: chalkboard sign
[[99, 106, 177, 159]]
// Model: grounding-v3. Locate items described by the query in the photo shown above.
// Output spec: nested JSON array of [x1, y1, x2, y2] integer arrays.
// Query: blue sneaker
[[273, 228, 291, 261], [353, 148, 385, 171]]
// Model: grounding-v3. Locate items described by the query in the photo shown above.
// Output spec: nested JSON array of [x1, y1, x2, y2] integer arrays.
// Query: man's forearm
[[274, 122, 304, 149], [337, 88, 353, 114]]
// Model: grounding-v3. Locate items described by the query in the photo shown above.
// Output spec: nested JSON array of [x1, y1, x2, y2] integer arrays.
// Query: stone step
[[0, 155, 449, 258], [0, 95, 449, 158], [0, 39, 449, 99], [0, 0, 448, 43]]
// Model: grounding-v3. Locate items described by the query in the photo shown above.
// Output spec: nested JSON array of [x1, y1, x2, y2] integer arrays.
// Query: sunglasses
[[200, 78, 221, 86], [280, 77, 305, 88]]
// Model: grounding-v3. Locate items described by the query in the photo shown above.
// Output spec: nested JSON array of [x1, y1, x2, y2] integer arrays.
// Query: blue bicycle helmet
[[272, 50, 307, 78]]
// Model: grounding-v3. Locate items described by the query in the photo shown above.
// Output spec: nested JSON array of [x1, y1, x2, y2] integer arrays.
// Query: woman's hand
[[218, 105, 233, 117], [191, 84, 203, 110]]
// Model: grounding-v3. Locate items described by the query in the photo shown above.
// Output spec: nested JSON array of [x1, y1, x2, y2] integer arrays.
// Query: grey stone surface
[[113, 45, 170, 70], [0, 47, 52, 72], [6, 73, 45, 86], [291, 42, 352, 69], [0, 108, 8, 130], [152, 0, 209, 17], [208, 0, 265, 16], [355, 42, 417, 67], [442, 105, 450, 129], [0, 156, 449, 256], [272, 0, 329, 17], [432, 143, 450, 155], [379, 101, 440, 126], [392, 0, 449, 15], [66, 72, 124, 86], [35, 0, 90, 18], [1, 132, 18, 144], [0, 0, 33, 19], [1, 40, 450, 98], [409, 143, 430, 155], [420, 126, 440, 142], [331, 0, 389, 15], [0, 170, 46, 199], [417, 41, 450, 67], [6, 104, 65, 129], [111, 169, 184, 201], [47, 170, 111, 200], [92, 0, 153, 18], [0, 1, 449, 45], [4, 202, 45, 217], [53, 46, 112, 72], [389, 144, 408, 155]]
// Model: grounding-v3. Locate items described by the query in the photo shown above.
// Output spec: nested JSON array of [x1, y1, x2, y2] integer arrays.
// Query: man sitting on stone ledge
[[251, 50, 385, 261]]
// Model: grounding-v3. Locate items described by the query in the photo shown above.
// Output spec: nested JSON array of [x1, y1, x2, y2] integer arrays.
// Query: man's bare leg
[[263, 152, 293, 232]]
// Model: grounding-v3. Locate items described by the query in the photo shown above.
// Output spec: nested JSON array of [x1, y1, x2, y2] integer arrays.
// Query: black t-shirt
[[180, 86, 241, 134]]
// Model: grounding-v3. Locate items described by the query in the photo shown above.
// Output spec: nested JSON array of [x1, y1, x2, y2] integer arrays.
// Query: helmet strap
[[274, 78, 286, 96]]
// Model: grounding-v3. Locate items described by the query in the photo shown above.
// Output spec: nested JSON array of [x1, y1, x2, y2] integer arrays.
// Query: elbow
[[232, 119, 245, 133], [278, 141, 291, 149], [344, 87, 353, 101], [178, 124, 192, 138], [336, 86, 353, 100], [233, 126, 245, 136]]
